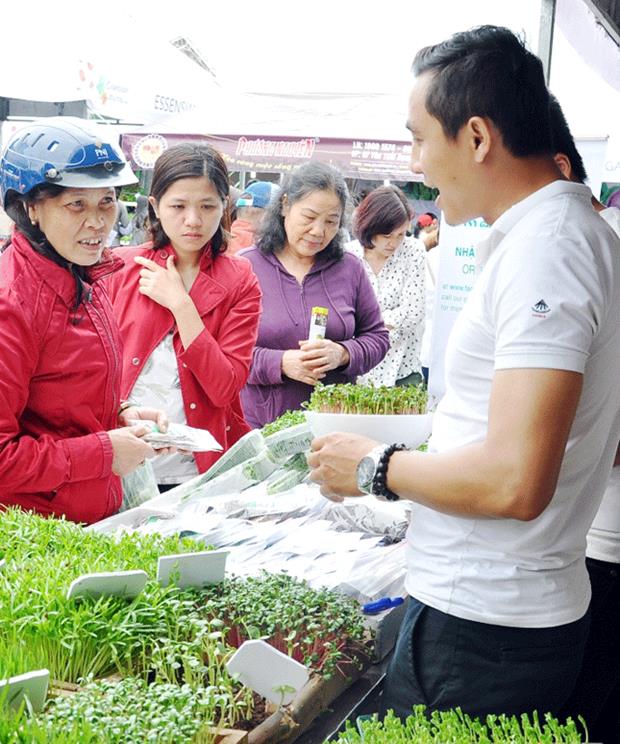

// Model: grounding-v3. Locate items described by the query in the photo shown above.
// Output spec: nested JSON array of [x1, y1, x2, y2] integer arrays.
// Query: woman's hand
[[118, 405, 169, 433], [298, 339, 350, 376], [108, 425, 156, 477], [135, 255, 188, 311], [282, 349, 324, 386]]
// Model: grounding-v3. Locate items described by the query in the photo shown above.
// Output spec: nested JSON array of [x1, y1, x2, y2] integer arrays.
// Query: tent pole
[[538, 0, 557, 84]]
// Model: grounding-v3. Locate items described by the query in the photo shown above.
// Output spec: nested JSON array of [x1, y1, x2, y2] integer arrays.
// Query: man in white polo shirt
[[548, 93, 620, 743], [308, 25, 620, 721]]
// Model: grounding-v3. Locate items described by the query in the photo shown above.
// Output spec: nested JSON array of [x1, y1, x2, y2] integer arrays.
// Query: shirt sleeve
[[490, 237, 603, 373], [246, 346, 286, 386], [179, 261, 263, 406]]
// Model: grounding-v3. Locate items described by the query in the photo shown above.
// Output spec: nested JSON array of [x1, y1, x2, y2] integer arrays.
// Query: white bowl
[[305, 411, 433, 449]]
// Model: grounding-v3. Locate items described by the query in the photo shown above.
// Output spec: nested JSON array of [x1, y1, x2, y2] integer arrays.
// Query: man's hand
[[135, 255, 188, 311], [298, 339, 349, 376], [307, 432, 379, 501]]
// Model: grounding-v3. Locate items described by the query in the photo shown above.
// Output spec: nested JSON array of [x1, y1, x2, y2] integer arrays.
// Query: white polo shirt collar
[[475, 180, 593, 275]]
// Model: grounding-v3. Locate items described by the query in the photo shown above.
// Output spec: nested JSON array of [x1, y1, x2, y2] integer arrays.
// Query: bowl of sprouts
[[304, 383, 433, 449]]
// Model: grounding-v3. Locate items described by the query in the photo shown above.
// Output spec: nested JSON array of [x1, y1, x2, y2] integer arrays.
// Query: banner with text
[[428, 218, 491, 403], [122, 132, 417, 182]]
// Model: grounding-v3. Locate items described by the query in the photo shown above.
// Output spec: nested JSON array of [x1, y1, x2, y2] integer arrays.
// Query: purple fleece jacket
[[240, 247, 390, 428]]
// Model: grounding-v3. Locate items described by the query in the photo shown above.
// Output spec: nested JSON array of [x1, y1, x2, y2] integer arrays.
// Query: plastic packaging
[[201, 429, 265, 481], [128, 420, 222, 452], [263, 422, 314, 464], [308, 306, 328, 340], [120, 459, 159, 512], [182, 450, 279, 503]]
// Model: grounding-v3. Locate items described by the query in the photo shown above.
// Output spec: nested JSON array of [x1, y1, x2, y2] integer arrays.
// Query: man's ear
[[148, 195, 159, 218], [553, 153, 573, 180], [466, 116, 493, 163]]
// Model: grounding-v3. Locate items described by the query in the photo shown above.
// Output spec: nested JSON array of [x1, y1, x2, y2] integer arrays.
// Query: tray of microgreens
[[333, 706, 587, 743], [0, 509, 378, 743], [0, 676, 241, 744], [196, 572, 373, 680], [0, 509, 252, 729], [304, 383, 429, 415], [0, 508, 211, 683], [303, 383, 433, 449]]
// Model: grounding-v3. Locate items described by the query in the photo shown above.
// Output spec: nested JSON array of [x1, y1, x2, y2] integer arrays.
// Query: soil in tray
[[235, 691, 271, 731]]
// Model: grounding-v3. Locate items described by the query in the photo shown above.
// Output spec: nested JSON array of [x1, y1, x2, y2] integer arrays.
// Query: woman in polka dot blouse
[[346, 186, 426, 387]]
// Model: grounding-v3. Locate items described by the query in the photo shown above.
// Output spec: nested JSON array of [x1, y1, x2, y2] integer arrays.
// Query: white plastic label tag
[[157, 549, 228, 589], [225, 639, 309, 706], [66, 570, 148, 601], [0, 669, 49, 712]]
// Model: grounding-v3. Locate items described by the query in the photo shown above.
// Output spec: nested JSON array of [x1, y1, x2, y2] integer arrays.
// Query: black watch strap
[[373, 443, 408, 501]]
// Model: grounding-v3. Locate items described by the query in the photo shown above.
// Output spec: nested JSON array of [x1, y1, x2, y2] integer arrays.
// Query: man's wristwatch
[[356, 443, 407, 501]]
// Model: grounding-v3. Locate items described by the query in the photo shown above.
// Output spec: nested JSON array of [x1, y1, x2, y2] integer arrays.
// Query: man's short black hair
[[412, 25, 553, 158], [548, 94, 588, 183]]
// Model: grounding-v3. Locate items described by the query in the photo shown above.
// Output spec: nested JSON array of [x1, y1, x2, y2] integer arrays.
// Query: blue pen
[[362, 597, 404, 615]]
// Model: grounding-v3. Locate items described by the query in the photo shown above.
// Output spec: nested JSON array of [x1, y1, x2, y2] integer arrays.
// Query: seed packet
[[129, 420, 222, 452], [308, 306, 328, 340], [263, 422, 313, 463]]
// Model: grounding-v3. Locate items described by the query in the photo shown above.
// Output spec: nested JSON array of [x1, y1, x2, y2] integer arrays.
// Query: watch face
[[356, 456, 376, 491]]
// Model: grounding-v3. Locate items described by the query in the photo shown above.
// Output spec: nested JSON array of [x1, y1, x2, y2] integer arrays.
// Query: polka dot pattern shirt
[[346, 237, 426, 386]]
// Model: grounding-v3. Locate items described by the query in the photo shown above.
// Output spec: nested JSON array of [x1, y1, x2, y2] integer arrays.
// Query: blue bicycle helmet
[[0, 117, 137, 208]]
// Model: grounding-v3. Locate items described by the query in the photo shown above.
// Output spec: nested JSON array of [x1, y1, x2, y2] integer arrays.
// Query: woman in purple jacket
[[240, 163, 389, 428]]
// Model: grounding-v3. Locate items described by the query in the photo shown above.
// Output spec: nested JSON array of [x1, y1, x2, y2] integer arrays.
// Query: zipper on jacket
[[87, 290, 122, 426]]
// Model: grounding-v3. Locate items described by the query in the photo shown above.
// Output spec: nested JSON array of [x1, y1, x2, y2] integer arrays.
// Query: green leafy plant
[[0, 510, 208, 682], [0, 637, 47, 681], [0, 509, 253, 731], [146, 615, 254, 726], [261, 409, 307, 436], [0, 677, 224, 744], [333, 707, 587, 743], [403, 182, 439, 202], [273, 683, 297, 712], [196, 572, 372, 679], [304, 383, 428, 415]]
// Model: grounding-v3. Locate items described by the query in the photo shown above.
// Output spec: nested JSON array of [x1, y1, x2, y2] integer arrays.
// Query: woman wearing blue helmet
[[0, 117, 168, 524]]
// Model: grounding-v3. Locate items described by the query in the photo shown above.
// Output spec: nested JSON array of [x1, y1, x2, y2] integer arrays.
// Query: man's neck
[[481, 155, 565, 225]]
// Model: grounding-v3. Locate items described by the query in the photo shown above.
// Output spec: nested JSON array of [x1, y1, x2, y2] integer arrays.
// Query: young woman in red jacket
[[0, 118, 170, 524], [107, 144, 262, 490]]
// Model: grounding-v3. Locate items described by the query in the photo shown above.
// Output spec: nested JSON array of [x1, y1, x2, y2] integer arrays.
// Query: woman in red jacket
[[107, 143, 262, 490], [0, 118, 167, 524]]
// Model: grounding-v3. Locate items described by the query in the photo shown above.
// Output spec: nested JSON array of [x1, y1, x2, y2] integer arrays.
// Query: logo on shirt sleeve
[[531, 299, 550, 317]]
